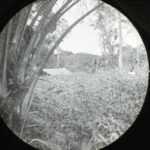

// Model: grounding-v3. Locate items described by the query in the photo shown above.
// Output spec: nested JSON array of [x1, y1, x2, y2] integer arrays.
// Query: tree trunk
[[0, 19, 12, 99], [58, 0, 80, 18], [33, 0, 74, 50], [102, 33, 106, 55], [96, 57, 99, 72], [0, 29, 6, 77], [14, 7, 32, 83], [17, 0, 57, 84], [57, 49, 60, 67], [29, 0, 50, 27], [17, 5, 32, 56], [136, 48, 140, 65], [9, 5, 32, 55], [6, 5, 33, 84], [118, 12, 123, 69], [17, 34, 37, 84]]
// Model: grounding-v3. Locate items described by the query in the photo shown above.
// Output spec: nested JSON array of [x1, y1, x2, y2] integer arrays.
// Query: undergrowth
[[21, 67, 148, 150]]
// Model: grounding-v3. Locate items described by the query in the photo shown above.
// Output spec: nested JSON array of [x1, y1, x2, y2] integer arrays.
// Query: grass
[[21, 67, 148, 150]]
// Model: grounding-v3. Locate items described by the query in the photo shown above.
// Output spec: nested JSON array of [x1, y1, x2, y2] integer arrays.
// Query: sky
[[51, 1, 144, 56], [59, 20, 103, 56]]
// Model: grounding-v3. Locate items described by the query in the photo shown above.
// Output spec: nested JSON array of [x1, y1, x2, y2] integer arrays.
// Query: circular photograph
[[0, 0, 149, 150]]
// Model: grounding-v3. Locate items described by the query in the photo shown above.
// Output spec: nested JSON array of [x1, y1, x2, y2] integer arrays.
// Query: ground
[[20, 67, 148, 150]]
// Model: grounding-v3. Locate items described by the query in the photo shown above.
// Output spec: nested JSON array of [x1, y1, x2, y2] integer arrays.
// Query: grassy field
[[24, 67, 148, 150]]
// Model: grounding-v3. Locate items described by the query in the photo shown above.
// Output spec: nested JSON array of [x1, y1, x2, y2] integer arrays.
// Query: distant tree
[[94, 4, 119, 55], [118, 12, 123, 69], [91, 4, 130, 69]]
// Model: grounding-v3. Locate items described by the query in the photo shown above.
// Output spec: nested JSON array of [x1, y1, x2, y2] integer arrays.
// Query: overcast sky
[[60, 19, 103, 56], [53, 1, 144, 56]]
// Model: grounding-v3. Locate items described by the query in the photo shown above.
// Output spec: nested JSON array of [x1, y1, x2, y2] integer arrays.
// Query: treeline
[[45, 46, 147, 73]]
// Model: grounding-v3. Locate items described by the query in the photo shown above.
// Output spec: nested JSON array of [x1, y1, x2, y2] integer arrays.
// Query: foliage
[[19, 66, 149, 150], [45, 46, 146, 72], [92, 4, 119, 55]]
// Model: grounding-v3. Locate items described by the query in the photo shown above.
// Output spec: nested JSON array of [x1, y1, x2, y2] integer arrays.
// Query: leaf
[[29, 138, 61, 150]]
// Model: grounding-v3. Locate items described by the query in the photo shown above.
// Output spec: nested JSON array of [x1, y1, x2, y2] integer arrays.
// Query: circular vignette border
[[0, 0, 150, 150]]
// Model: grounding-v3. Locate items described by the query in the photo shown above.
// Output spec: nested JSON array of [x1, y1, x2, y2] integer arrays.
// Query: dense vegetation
[[10, 65, 147, 150]]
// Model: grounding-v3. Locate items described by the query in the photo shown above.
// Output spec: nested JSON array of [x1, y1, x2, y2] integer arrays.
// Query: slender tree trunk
[[29, 1, 50, 27], [17, 34, 37, 84], [58, 0, 80, 18], [17, 0, 58, 84], [0, 30, 6, 78], [57, 49, 60, 67], [102, 34, 106, 55], [118, 12, 123, 69], [9, 5, 32, 54], [12, 7, 32, 83], [17, 5, 32, 56], [100, 20, 106, 55], [136, 48, 140, 65], [96, 57, 99, 72], [6, 5, 33, 84], [20, 74, 38, 117], [33, 0, 74, 50], [0, 19, 12, 99]]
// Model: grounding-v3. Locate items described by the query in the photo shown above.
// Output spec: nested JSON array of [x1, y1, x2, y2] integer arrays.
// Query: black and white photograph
[[0, 0, 149, 150]]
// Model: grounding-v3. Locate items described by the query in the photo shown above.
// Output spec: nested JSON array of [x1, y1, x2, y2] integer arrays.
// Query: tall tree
[[0, 20, 12, 99], [93, 4, 119, 55], [118, 11, 123, 69]]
